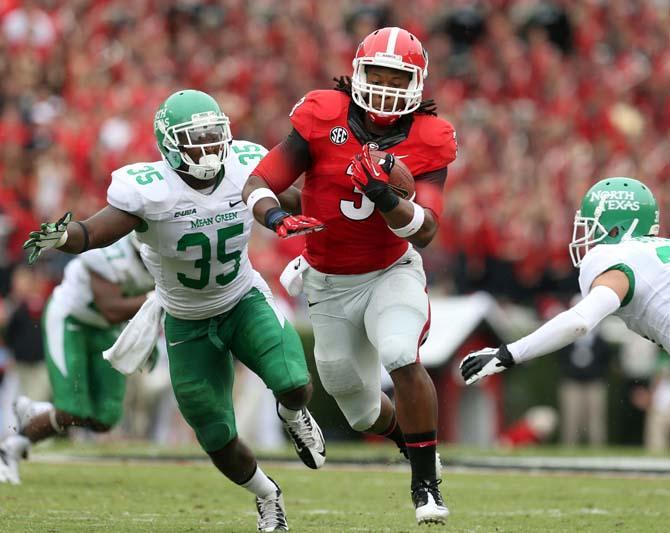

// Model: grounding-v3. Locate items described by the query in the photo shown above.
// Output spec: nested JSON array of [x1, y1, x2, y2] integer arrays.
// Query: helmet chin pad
[[183, 151, 223, 181]]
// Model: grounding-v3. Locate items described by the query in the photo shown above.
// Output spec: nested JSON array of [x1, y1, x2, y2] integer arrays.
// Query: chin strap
[[621, 218, 639, 241]]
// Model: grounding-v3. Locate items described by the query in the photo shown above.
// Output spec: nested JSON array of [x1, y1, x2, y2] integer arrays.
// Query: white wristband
[[246, 187, 279, 213], [389, 202, 425, 238]]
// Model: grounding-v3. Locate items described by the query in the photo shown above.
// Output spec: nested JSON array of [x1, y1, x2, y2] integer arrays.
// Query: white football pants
[[302, 247, 430, 431]]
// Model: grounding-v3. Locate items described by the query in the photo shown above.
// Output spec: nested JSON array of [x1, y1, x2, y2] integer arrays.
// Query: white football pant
[[303, 247, 430, 431]]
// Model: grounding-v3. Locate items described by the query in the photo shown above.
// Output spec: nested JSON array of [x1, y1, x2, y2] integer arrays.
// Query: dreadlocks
[[333, 76, 437, 116]]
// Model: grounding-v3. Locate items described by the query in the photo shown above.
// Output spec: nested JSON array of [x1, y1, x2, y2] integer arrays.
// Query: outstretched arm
[[24, 205, 141, 264], [460, 269, 629, 385]]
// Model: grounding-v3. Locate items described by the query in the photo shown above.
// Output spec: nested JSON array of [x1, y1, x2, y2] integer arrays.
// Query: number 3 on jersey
[[340, 187, 375, 220], [176, 224, 243, 289]]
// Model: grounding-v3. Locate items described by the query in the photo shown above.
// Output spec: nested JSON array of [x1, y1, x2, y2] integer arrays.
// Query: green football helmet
[[154, 89, 232, 181], [569, 177, 660, 267]]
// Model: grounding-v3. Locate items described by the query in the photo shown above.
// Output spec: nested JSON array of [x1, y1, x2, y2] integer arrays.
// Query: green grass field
[[1, 443, 669, 532]]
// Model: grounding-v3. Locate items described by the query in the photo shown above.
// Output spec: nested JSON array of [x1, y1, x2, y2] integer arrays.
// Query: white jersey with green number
[[579, 237, 670, 351], [51, 235, 155, 328], [106, 140, 268, 320]]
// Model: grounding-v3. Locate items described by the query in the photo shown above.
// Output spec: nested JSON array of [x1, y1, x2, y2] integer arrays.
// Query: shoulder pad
[[579, 244, 626, 296], [308, 90, 349, 121], [226, 140, 269, 190], [417, 115, 458, 152], [407, 116, 457, 173], [289, 90, 349, 139], [107, 161, 178, 217]]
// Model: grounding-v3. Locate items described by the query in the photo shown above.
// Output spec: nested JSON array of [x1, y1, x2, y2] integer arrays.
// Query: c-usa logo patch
[[329, 126, 349, 145]]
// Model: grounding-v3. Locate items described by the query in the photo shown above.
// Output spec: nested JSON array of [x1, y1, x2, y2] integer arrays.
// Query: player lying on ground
[[461, 177, 667, 389], [19, 90, 326, 532], [242, 27, 457, 525], [0, 234, 154, 485]]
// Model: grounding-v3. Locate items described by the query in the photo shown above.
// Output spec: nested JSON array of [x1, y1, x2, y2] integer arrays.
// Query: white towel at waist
[[279, 255, 310, 296], [103, 292, 163, 375]]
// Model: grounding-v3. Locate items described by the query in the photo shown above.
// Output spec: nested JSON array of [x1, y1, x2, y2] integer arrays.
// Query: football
[[370, 149, 415, 199]]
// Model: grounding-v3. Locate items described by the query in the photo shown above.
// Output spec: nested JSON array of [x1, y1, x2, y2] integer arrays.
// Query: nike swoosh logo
[[294, 258, 301, 270], [395, 154, 409, 160], [168, 339, 188, 347], [307, 301, 320, 307], [229, 200, 243, 208]]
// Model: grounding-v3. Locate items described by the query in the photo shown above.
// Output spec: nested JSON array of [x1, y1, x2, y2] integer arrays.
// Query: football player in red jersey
[[242, 27, 457, 524]]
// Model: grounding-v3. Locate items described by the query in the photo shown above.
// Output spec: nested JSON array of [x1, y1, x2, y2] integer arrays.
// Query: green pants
[[43, 299, 125, 427], [164, 288, 309, 452]]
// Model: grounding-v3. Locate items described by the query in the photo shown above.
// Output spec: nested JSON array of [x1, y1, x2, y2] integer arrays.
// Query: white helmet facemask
[[351, 58, 425, 117], [164, 112, 232, 181], [569, 209, 608, 267], [569, 197, 609, 267]]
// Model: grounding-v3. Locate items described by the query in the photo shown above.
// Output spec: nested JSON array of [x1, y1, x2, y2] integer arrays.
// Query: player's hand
[[23, 211, 72, 265], [275, 214, 326, 239], [350, 143, 394, 194], [459, 344, 516, 385], [349, 144, 399, 212]]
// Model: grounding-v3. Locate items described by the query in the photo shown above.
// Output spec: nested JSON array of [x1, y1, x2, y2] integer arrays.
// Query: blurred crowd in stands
[[2, 0, 670, 302], [1, 1, 670, 446]]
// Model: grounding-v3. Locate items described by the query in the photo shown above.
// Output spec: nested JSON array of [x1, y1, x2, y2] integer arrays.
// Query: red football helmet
[[351, 27, 428, 125]]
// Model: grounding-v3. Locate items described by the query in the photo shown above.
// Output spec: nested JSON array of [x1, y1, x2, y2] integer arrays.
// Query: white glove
[[459, 344, 516, 385], [23, 211, 72, 265]]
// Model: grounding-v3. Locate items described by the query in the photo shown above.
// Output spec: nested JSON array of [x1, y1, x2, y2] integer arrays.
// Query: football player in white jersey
[[0, 233, 154, 484], [460, 177, 669, 387], [21, 89, 326, 532]]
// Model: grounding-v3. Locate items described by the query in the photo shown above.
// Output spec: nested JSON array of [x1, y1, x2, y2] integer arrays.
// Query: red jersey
[[283, 90, 456, 274]]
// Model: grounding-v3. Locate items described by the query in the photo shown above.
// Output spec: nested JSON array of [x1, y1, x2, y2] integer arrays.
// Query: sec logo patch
[[330, 126, 349, 145]]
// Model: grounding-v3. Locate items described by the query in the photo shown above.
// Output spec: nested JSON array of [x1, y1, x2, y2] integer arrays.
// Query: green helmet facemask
[[154, 90, 232, 181], [569, 177, 660, 267]]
